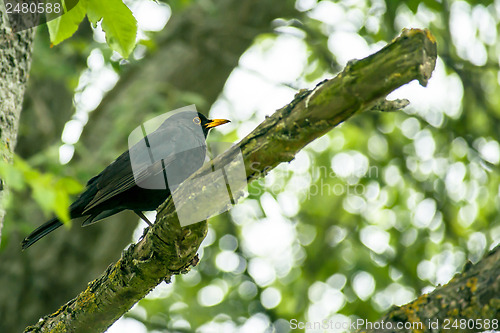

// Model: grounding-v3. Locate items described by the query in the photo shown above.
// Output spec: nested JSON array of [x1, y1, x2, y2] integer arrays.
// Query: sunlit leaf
[[85, 0, 137, 58]]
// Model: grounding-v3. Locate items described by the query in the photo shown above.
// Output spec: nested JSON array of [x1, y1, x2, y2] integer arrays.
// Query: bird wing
[[82, 125, 206, 214]]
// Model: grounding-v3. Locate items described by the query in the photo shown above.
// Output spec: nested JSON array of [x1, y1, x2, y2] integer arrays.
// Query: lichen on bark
[[0, 7, 35, 242]]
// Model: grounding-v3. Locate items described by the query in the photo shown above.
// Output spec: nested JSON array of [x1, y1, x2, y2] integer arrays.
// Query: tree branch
[[24, 28, 438, 333], [357, 245, 500, 333]]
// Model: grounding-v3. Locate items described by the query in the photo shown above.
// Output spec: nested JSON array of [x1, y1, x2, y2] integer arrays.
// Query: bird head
[[196, 112, 231, 137], [163, 111, 230, 137]]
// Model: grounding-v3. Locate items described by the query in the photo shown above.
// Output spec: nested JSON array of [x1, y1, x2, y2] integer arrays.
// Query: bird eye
[[193, 117, 201, 124]]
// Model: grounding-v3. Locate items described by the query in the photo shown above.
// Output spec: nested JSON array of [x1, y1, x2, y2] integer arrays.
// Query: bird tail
[[21, 217, 63, 250]]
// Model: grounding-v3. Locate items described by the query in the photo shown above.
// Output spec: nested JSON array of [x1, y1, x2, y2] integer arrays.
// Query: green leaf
[[54, 186, 71, 223], [57, 177, 84, 194], [31, 180, 56, 215], [47, 0, 87, 46], [54, 178, 83, 223], [0, 163, 24, 190], [2, 155, 84, 224], [85, 0, 137, 58]]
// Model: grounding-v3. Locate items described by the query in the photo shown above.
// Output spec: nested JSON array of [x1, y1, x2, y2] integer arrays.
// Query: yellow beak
[[206, 119, 231, 128]]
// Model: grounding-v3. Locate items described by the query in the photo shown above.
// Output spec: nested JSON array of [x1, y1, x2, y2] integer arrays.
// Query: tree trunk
[[0, 8, 35, 241]]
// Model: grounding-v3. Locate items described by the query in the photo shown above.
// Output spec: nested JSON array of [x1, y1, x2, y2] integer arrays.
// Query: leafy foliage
[[0, 156, 82, 224], [47, 0, 137, 57], [46, 0, 86, 46], [85, 0, 137, 58]]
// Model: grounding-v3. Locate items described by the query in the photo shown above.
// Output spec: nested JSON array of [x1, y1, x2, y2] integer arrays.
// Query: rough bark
[[1, 1, 297, 332], [357, 245, 500, 333], [24, 29, 439, 333], [0, 7, 35, 240]]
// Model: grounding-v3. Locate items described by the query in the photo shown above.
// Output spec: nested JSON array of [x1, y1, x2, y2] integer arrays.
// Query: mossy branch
[[357, 245, 500, 333], [24, 28, 438, 332]]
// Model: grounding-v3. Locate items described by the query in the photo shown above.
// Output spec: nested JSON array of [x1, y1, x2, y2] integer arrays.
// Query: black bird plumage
[[21, 111, 230, 249]]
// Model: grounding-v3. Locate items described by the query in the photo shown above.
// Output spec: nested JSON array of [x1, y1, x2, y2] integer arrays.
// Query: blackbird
[[21, 111, 230, 249]]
